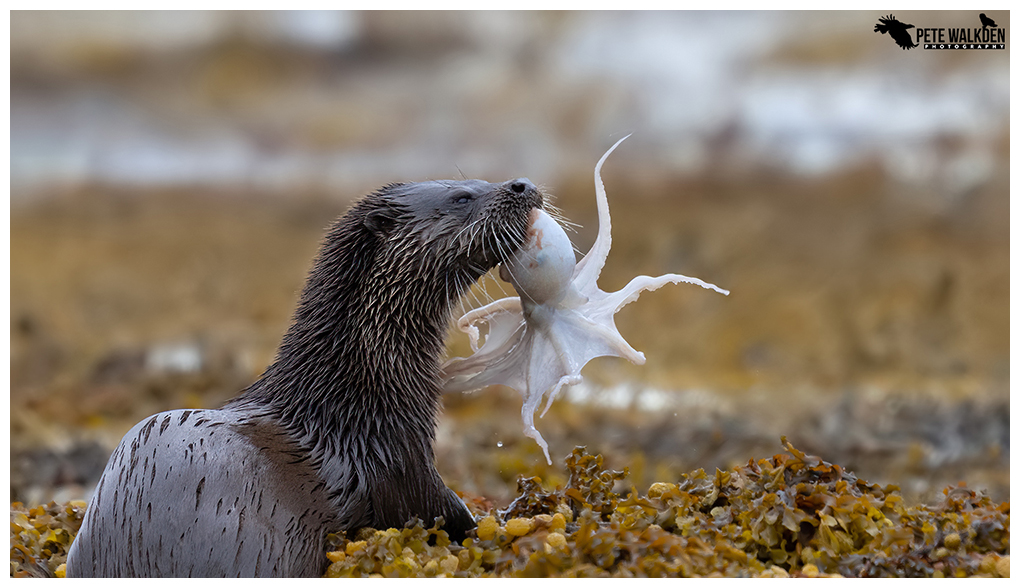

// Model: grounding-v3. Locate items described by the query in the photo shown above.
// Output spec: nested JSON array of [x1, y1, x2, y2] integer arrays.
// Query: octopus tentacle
[[573, 134, 630, 288], [455, 296, 522, 350]]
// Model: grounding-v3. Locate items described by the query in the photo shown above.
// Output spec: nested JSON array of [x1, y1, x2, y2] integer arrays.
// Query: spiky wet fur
[[226, 180, 541, 538]]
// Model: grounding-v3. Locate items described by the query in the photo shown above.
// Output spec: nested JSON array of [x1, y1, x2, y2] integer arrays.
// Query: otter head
[[358, 178, 544, 303]]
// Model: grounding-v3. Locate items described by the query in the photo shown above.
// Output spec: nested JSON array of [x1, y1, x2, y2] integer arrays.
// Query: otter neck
[[232, 220, 460, 482]]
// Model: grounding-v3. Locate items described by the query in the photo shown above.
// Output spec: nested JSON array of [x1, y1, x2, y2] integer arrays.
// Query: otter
[[65, 177, 543, 577]]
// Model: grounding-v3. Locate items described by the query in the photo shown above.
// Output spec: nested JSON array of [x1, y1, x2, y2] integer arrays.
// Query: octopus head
[[499, 209, 576, 305]]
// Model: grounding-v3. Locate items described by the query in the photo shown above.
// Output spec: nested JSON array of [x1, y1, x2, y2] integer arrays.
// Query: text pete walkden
[[918, 26, 1005, 50]]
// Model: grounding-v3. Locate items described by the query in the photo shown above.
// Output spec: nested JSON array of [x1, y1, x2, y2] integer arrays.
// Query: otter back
[[66, 409, 337, 577]]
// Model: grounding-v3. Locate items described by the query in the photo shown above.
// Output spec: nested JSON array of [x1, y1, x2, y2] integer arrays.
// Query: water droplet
[[497, 441, 503, 448]]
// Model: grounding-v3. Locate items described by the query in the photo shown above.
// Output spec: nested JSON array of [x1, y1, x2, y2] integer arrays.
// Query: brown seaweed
[[9, 439, 1009, 578]]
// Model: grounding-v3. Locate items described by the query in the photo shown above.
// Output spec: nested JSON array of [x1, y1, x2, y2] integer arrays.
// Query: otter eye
[[452, 192, 473, 205]]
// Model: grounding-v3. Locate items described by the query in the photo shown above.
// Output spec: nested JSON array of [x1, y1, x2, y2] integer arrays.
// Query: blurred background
[[9, 11, 1009, 508]]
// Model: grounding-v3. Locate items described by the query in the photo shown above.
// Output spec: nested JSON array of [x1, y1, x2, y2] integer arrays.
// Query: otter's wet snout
[[504, 177, 542, 209]]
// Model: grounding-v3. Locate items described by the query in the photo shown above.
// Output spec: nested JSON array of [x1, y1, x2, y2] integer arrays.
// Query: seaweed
[[9, 501, 86, 577], [9, 439, 1009, 578], [316, 439, 1010, 578]]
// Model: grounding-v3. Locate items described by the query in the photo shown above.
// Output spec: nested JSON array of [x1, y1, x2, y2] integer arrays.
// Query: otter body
[[66, 178, 542, 577], [65, 409, 337, 577]]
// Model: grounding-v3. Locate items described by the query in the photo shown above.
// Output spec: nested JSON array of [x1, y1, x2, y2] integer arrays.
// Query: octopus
[[442, 136, 729, 463]]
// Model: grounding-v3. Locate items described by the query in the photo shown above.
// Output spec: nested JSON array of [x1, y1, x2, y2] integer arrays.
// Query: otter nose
[[508, 178, 535, 194]]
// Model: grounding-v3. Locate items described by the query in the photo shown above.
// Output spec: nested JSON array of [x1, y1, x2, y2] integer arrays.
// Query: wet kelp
[[9, 440, 1009, 578]]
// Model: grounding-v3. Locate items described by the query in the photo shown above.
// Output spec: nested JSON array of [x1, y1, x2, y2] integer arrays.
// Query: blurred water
[[9, 11, 1008, 197]]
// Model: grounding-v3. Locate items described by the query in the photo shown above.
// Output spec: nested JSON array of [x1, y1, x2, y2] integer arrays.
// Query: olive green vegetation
[[10, 440, 1008, 578]]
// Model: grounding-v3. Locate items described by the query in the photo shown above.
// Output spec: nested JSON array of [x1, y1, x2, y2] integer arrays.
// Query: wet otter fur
[[66, 178, 543, 577]]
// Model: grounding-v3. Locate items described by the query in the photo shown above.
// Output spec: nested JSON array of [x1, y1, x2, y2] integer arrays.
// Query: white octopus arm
[[599, 273, 730, 311], [572, 134, 630, 288], [454, 296, 522, 351], [442, 303, 528, 394]]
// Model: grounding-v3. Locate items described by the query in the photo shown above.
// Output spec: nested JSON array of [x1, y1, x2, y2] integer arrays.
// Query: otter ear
[[365, 209, 397, 236]]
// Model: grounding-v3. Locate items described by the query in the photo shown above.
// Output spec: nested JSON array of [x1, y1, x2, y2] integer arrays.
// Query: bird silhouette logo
[[874, 14, 917, 50], [979, 13, 997, 30]]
